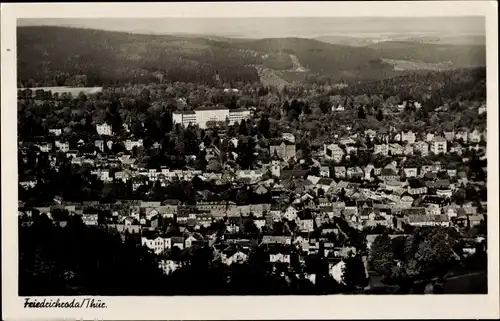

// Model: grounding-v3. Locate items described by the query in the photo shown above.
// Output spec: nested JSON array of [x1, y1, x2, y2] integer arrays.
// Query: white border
[[2, 2, 499, 320]]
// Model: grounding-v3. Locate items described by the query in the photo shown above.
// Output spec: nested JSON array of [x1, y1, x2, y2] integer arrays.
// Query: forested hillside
[[17, 26, 487, 88], [367, 41, 486, 67]]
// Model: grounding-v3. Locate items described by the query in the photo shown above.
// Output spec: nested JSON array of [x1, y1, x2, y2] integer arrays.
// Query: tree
[[368, 234, 395, 283], [412, 228, 457, 281], [258, 115, 270, 137], [207, 159, 222, 172], [238, 119, 248, 136], [342, 256, 369, 291], [376, 109, 384, 122], [357, 106, 366, 119]]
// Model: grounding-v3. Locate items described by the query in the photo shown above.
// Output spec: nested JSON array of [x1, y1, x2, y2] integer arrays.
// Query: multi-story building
[[374, 144, 389, 156], [172, 110, 197, 127], [55, 140, 70, 152], [401, 130, 416, 144], [414, 141, 429, 156], [125, 139, 144, 151], [324, 143, 345, 162], [432, 136, 447, 154], [228, 108, 251, 125], [95, 140, 105, 152], [271, 142, 296, 161], [48, 128, 62, 136], [172, 106, 251, 129], [469, 129, 482, 143], [96, 123, 113, 136]]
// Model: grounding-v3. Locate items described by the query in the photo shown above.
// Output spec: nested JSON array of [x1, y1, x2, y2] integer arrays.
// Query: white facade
[[55, 141, 69, 152], [432, 138, 447, 154], [125, 139, 143, 151], [173, 107, 251, 129], [96, 123, 113, 136], [49, 128, 62, 136]]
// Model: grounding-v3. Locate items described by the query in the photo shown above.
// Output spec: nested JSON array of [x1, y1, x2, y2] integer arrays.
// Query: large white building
[[172, 106, 250, 129]]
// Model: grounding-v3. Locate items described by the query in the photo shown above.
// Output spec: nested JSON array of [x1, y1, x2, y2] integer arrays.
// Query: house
[[379, 168, 398, 181], [414, 141, 429, 156], [324, 143, 344, 162], [328, 259, 346, 285], [125, 139, 143, 151], [374, 144, 389, 156], [363, 164, 375, 180], [49, 128, 62, 136], [269, 252, 291, 265], [316, 178, 335, 193], [405, 213, 450, 227], [401, 131, 416, 144], [347, 167, 364, 179], [226, 217, 242, 234], [141, 236, 168, 255], [443, 206, 459, 218], [469, 129, 482, 143], [334, 166, 347, 179], [436, 189, 453, 198], [96, 123, 113, 136], [95, 140, 105, 152], [468, 214, 484, 227], [339, 136, 355, 146], [403, 167, 418, 178], [270, 142, 296, 161], [170, 236, 185, 250], [364, 129, 377, 139], [426, 133, 435, 142], [450, 143, 464, 155], [185, 234, 204, 248], [36, 142, 52, 153], [284, 205, 298, 221], [432, 137, 447, 154], [221, 249, 249, 266], [261, 235, 292, 246], [389, 143, 403, 155], [158, 259, 180, 275], [400, 195, 414, 208], [282, 133, 296, 144], [55, 140, 70, 152], [403, 144, 414, 156], [81, 214, 98, 226], [237, 169, 264, 181], [478, 104, 487, 115], [297, 211, 315, 232], [320, 166, 330, 178]]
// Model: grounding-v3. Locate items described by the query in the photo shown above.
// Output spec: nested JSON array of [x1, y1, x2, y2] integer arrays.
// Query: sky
[[18, 17, 485, 39]]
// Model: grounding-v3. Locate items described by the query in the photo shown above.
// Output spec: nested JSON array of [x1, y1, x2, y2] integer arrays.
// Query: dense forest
[[17, 26, 486, 87]]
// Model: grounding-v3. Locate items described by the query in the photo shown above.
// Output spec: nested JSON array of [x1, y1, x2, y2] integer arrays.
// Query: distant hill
[[314, 35, 379, 47], [366, 41, 486, 67], [16, 26, 486, 88]]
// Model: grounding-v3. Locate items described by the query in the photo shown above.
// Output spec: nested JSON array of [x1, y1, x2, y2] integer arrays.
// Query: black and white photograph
[[2, 1, 499, 320]]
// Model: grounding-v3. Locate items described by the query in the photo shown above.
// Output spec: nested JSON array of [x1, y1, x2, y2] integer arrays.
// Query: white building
[[432, 137, 447, 154], [96, 123, 113, 136], [49, 128, 62, 136], [172, 110, 197, 127], [125, 139, 143, 151], [55, 141, 70, 152], [172, 106, 251, 129]]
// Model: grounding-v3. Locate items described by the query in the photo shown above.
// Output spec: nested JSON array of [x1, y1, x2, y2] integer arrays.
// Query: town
[[18, 76, 487, 295]]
